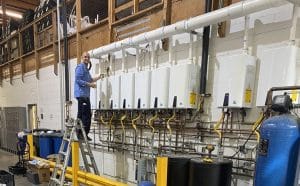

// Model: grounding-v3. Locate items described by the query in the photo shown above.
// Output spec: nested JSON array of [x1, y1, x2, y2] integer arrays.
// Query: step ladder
[[48, 118, 99, 186]]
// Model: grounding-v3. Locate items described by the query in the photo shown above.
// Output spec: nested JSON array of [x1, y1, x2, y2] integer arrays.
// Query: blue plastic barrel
[[39, 133, 53, 158], [52, 133, 63, 154], [254, 114, 300, 186], [50, 133, 72, 166], [139, 181, 154, 186]]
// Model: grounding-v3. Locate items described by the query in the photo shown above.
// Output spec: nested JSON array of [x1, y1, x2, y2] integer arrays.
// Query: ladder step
[[82, 150, 89, 154], [55, 164, 63, 169], [88, 164, 95, 167], [59, 151, 68, 156], [63, 138, 71, 142], [50, 178, 61, 184]]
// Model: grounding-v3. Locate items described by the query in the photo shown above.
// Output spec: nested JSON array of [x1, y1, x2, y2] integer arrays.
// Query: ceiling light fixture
[[0, 8, 23, 19]]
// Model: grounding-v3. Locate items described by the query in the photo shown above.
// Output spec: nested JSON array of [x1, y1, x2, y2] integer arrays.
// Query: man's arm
[[75, 65, 89, 87], [91, 74, 104, 82]]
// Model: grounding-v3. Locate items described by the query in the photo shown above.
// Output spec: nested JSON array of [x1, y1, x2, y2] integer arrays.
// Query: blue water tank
[[254, 114, 300, 186]]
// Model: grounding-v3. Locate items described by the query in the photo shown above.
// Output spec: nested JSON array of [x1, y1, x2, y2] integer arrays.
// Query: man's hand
[[87, 82, 97, 88], [98, 74, 105, 79], [92, 74, 105, 82]]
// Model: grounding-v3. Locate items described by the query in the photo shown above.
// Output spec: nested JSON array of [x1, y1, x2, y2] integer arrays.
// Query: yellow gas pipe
[[252, 113, 265, 142], [109, 112, 115, 129], [132, 113, 141, 132], [214, 112, 225, 139], [148, 113, 158, 134], [120, 114, 127, 135], [100, 116, 109, 126], [166, 111, 176, 137]]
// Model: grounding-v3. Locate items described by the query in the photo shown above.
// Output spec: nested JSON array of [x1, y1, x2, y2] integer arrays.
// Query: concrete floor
[[0, 150, 48, 186]]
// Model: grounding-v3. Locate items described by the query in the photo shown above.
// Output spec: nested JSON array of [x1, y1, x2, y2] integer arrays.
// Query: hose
[[197, 95, 204, 112], [100, 116, 108, 126], [252, 113, 265, 142], [109, 112, 115, 129], [148, 113, 158, 134], [148, 113, 158, 157], [166, 111, 176, 137], [214, 112, 225, 139], [131, 113, 141, 132], [120, 114, 127, 135]]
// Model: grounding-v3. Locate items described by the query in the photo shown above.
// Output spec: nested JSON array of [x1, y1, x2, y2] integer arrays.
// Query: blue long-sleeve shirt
[[74, 63, 92, 98]]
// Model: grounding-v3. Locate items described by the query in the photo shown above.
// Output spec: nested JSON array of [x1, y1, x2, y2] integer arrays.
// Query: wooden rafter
[[4, 0, 38, 11]]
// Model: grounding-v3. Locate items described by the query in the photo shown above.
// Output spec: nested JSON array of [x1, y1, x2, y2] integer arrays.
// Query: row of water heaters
[[96, 53, 258, 109], [96, 63, 200, 109]]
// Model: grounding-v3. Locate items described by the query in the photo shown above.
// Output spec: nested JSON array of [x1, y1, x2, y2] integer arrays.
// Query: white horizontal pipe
[[89, 0, 291, 58], [287, 0, 300, 6]]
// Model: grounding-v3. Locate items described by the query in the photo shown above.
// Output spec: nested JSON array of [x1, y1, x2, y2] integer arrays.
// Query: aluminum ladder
[[48, 118, 99, 186]]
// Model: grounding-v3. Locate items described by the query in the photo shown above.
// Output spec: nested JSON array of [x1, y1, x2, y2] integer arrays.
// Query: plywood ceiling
[[3, 0, 39, 12]]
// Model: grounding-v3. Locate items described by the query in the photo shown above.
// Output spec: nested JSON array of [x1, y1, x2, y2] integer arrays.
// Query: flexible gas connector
[[132, 113, 141, 132], [148, 113, 158, 134], [214, 112, 225, 139], [167, 111, 176, 137], [100, 116, 108, 126], [197, 95, 204, 112], [120, 114, 127, 135], [108, 112, 115, 129], [252, 113, 265, 142]]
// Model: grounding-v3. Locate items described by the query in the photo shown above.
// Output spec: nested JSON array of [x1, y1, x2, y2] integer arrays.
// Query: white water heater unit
[[168, 63, 200, 108], [97, 78, 108, 109], [150, 67, 170, 108], [107, 75, 121, 109], [121, 73, 135, 109], [135, 71, 151, 109], [216, 53, 256, 108]]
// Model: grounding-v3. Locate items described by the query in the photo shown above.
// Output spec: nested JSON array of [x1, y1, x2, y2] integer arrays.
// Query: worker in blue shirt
[[74, 52, 102, 140]]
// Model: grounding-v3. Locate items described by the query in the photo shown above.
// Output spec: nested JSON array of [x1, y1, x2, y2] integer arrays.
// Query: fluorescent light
[[0, 8, 23, 19]]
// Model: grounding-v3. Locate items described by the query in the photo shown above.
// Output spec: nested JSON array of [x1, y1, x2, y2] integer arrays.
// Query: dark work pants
[[76, 97, 92, 135]]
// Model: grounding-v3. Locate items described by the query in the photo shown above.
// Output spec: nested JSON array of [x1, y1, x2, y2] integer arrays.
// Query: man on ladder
[[74, 52, 102, 141], [49, 51, 102, 185]]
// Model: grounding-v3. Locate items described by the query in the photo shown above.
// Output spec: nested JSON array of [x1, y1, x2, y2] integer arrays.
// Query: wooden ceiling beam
[[4, 0, 38, 10]]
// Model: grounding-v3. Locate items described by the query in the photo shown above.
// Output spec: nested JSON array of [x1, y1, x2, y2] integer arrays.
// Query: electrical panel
[[150, 67, 170, 108], [216, 53, 256, 108], [135, 71, 151, 109], [169, 64, 200, 108], [108, 75, 121, 109], [97, 78, 108, 109], [121, 73, 135, 109]]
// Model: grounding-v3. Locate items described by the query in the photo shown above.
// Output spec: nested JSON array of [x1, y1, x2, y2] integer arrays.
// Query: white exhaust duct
[[89, 0, 295, 58]]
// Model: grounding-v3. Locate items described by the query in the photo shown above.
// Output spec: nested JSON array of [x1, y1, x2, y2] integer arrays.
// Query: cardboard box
[[28, 164, 50, 183]]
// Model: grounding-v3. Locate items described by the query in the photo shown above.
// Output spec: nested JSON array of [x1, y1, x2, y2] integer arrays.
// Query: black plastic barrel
[[167, 157, 190, 186], [0, 170, 15, 186], [188, 158, 232, 186]]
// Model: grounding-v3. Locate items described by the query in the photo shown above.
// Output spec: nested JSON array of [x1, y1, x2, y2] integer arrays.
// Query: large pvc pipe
[[287, 0, 300, 6], [89, 0, 291, 58]]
